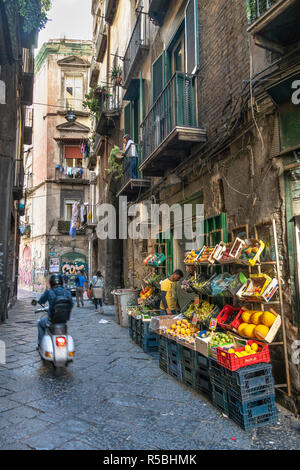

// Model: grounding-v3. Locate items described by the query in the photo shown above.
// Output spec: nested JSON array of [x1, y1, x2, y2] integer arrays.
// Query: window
[[64, 146, 83, 168], [64, 199, 80, 221], [65, 75, 83, 109]]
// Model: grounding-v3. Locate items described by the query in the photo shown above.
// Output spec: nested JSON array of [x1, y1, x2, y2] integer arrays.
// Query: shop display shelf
[[225, 363, 275, 402], [212, 383, 229, 414], [227, 393, 278, 431]]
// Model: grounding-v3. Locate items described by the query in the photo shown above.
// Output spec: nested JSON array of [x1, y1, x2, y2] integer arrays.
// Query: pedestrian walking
[[91, 271, 104, 314], [75, 271, 87, 307]]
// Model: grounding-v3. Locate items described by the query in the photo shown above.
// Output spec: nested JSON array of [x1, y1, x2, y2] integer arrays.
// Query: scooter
[[32, 300, 75, 368]]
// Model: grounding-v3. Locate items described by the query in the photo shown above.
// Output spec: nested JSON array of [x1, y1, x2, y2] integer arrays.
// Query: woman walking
[[92, 271, 104, 314]]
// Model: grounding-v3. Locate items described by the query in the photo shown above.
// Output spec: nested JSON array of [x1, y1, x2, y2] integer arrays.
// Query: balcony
[[104, 0, 119, 24], [24, 107, 33, 145], [148, 0, 171, 26], [89, 57, 100, 88], [116, 144, 150, 200], [55, 167, 91, 184], [95, 87, 121, 136], [140, 72, 206, 176], [246, 0, 300, 53], [95, 18, 107, 63], [12, 159, 24, 200], [123, 13, 150, 89]]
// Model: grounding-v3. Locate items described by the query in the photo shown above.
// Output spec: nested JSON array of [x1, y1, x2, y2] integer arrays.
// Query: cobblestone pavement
[[0, 290, 299, 450]]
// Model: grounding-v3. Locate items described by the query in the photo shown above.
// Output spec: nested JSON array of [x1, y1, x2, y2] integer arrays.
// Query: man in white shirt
[[123, 134, 138, 179]]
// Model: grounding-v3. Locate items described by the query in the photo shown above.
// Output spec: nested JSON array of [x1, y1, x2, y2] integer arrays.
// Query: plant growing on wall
[[83, 86, 101, 120], [4, 0, 52, 32], [106, 146, 124, 180]]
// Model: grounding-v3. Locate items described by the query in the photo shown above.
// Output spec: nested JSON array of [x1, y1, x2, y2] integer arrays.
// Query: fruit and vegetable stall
[[125, 218, 289, 431]]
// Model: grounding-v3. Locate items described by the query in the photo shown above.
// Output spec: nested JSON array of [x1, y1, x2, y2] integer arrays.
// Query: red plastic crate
[[217, 340, 270, 371], [216, 305, 243, 331]]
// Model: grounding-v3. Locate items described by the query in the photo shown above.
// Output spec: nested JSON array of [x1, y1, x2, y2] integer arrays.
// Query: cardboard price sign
[[192, 314, 198, 325]]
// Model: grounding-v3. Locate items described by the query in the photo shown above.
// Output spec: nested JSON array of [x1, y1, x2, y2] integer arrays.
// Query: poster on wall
[[61, 252, 87, 275], [49, 258, 60, 273]]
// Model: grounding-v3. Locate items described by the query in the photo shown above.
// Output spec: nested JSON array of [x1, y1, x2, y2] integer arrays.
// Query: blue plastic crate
[[208, 357, 227, 378], [128, 316, 133, 329], [169, 357, 182, 381], [181, 346, 195, 368], [194, 352, 209, 372], [168, 339, 181, 362], [128, 327, 133, 339], [142, 336, 159, 353], [182, 364, 196, 388], [228, 393, 278, 431], [212, 382, 229, 414], [195, 371, 212, 398], [225, 363, 275, 401]]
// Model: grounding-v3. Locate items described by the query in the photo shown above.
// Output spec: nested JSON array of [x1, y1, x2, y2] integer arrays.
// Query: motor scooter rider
[[37, 274, 73, 347]]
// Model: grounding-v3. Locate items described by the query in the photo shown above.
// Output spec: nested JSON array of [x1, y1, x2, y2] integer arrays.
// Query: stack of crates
[[128, 314, 133, 339], [181, 347, 211, 398], [168, 338, 182, 381], [140, 320, 159, 353], [159, 335, 169, 374], [209, 358, 278, 430]]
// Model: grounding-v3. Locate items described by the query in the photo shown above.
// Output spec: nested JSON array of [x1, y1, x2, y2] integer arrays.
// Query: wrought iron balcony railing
[[55, 167, 91, 182], [95, 87, 122, 135], [24, 106, 33, 145], [117, 143, 150, 199], [148, 0, 172, 26], [140, 72, 198, 165], [246, 0, 279, 23], [104, 0, 119, 24], [123, 13, 150, 87]]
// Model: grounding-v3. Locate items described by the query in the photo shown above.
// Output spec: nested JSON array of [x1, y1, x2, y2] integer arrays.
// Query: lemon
[[177, 320, 182, 326], [251, 342, 259, 352], [172, 324, 176, 330], [228, 349, 235, 354], [245, 345, 251, 353]]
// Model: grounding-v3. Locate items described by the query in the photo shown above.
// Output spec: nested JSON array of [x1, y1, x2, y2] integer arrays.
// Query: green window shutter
[[124, 103, 132, 136], [185, 0, 199, 74], [152, 53, 164, 104]]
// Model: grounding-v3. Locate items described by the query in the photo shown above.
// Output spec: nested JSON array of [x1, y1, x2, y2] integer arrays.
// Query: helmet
[[49, 274, 63, 287]]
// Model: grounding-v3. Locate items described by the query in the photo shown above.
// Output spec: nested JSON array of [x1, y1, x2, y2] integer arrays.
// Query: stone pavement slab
[[0, 290, 299, 450]]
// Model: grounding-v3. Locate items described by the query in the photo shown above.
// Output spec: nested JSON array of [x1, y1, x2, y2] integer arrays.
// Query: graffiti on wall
[[19, 246, 47, 291], [61, 252, 87, 275]]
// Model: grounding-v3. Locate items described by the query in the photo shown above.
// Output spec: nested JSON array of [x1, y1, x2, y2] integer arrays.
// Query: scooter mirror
[[31, 299, 37, 306]]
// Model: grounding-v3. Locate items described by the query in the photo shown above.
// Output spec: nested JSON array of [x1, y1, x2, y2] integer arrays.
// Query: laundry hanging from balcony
[[69, 202, 88, 238]]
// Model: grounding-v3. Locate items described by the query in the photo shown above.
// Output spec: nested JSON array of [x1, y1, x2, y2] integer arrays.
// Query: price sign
[[209, 318, 218, 331], [192, 314, 198, 325], [194, 297, 200, 305]]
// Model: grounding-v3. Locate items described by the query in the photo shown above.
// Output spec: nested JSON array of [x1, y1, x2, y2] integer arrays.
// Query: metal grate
[[123, 13, 149, 85], [140, 72, 197, 164]]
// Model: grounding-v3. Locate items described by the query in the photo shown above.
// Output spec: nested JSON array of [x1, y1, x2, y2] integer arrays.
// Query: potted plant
[[111, 65, 123, 86], [106, 146, 124, 180]]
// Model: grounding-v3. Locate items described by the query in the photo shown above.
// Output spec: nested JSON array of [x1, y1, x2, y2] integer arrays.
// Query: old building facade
[[19, 39, 96, 293], [0, 0, 38, 321], [89, 0, 300, 411]]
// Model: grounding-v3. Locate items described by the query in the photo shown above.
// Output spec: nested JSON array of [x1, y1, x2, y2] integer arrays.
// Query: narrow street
[[0, 291, 298, 451]]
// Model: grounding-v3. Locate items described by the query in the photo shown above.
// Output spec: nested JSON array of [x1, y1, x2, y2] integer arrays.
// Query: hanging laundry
[[69, 216, 76, 238]]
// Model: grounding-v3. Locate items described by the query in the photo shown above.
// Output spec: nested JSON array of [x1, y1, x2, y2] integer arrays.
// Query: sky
[[36, 0, 93, 53]]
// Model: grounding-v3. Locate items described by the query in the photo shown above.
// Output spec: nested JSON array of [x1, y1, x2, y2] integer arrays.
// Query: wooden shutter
[[65, 146, 82, 159], [152, 53, 164, 104], [124, 103, 132, 136], [185, 0, 199, 74]]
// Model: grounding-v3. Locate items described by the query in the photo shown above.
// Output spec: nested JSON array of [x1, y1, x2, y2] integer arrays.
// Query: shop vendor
[[160, 270, 184, 316]]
